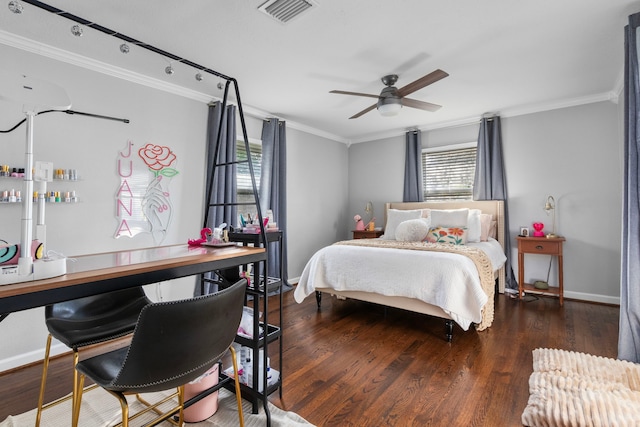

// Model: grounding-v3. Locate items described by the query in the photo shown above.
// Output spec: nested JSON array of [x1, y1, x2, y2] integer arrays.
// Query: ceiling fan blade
[[330, 90, 380, 99], [397, 69, 449, 98], [402, 98, 442, 112], [349, 104, 377, 119]]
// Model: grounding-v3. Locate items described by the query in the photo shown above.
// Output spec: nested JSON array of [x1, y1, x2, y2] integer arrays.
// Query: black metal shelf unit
[[202, 83, 283, 426], [225, 231, 284, 418]]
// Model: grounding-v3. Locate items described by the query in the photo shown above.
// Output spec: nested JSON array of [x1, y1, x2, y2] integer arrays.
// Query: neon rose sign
[[115, 141, 179, 243]]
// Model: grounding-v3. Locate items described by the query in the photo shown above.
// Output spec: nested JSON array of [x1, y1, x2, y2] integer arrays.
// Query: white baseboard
[[0, 341, 67, 373], [287, 276, 300, 286], [564, 290, 620, 305], [509, 287, 619, 305], [0, 287, 618, 374]]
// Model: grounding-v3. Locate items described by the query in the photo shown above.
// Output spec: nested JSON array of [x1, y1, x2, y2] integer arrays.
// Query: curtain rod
[[21, 0, 233, 82]]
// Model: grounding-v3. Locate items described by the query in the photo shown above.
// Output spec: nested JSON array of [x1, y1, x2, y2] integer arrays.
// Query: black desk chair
[[36, 287, 152, 427], [73, 279, 247, 427]]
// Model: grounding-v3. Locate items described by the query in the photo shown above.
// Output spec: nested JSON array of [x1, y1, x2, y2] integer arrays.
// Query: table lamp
[[544, 195, 557, 238]]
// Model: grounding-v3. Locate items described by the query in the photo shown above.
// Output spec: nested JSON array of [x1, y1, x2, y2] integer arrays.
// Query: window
[[422, 144, 477, 201], [236, 139, 262, 205]]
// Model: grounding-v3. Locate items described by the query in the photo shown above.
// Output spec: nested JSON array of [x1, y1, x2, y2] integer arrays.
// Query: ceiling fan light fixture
[[377, 97, 402, 117]]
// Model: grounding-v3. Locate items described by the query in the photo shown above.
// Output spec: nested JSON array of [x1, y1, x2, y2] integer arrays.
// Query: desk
[[0, 244, 266, 316]]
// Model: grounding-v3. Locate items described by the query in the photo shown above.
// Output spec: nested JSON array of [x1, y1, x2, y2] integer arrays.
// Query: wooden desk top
[[0, 244, 266, 314]]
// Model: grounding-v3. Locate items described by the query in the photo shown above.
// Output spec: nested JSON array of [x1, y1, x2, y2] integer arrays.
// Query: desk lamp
[[0, 72, 70, 284]]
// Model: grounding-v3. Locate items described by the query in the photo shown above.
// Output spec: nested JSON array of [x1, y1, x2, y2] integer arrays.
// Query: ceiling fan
[[330, 69, 449, 119]]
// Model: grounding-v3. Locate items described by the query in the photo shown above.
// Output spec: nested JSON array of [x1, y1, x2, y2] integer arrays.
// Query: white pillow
[[395, 218, 431, 242], [479, 214, 493, 241], [467, 209, 482, 243], [429, 208, 469, 228], [382, 209, 423, 240]]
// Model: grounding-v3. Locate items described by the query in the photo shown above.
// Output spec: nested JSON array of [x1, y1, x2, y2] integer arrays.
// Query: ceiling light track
[[19, 0, 232, 82]]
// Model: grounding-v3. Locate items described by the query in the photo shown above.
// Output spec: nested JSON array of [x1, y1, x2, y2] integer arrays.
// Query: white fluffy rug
[[0, 387, 314, 427], [522, 348, 640, 427]]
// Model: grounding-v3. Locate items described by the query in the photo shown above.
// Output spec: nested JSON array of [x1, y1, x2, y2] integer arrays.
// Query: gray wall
[[0, 40, 623, 371], [348, 100, 622, 304], [0, 44, 347, 370]]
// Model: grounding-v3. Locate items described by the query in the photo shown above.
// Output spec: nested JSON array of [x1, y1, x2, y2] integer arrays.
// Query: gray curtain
[[403, 130, 423, 202], [205, 101, 237, 228], [619, 11, 640, 363], [260, 119, 288, 285], [196, 101, 237, 295], [473, 116, 517, 290]]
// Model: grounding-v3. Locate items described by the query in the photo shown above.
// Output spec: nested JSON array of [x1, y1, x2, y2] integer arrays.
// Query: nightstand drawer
[[352, 229, 384, 239], [518, 238, 563, 255]]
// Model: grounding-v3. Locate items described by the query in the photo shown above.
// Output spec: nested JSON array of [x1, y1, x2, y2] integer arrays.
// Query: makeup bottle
[[10, 168, 18, 177], [8, 189, 16, 203], [15, 190, 21, 203]]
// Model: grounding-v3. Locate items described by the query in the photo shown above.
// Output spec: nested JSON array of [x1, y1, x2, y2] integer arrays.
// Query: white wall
[[0, 43, 348, 371], [286, 128, 349, 281], [347, 100, 622, 304], [504, 102, 622, 303]]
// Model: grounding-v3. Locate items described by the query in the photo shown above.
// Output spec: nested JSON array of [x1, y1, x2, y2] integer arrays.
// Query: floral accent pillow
[[424, 226, 468, 245]]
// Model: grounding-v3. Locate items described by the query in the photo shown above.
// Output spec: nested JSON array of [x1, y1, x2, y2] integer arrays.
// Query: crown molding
[[0, 29, 348, 144], [349, 90, 620, 144], [0, 29, 621, 146]]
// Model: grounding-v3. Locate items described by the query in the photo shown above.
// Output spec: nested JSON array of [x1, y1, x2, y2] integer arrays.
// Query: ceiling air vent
[[258, 0, 315, 24]]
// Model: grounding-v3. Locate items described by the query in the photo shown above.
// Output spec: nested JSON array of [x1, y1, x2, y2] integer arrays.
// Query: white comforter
[[294, 239, 506, 330]]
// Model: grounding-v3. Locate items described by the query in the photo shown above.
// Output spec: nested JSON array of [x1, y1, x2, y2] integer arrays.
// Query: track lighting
[[8, 1, 23, 14], [70, 24, 83, 37], [12, 1, 234, 91]]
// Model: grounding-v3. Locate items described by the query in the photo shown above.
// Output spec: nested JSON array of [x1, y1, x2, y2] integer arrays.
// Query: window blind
[[236, 140, 262, 194], [422, 147, 476, 201]]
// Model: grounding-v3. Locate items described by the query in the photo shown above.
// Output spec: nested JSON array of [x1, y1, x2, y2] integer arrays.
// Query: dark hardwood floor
[[0, 288, 619, 426]]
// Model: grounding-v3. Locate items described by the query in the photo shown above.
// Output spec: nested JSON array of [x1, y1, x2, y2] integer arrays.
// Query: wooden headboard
[[384, 200, 506, 293]]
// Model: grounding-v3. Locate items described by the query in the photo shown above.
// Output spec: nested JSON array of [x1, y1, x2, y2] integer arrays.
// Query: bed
[[293, 200, 506, 341]]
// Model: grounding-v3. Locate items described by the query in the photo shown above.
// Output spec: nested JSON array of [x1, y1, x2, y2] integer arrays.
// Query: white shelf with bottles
[[1, 168, 80, 204]]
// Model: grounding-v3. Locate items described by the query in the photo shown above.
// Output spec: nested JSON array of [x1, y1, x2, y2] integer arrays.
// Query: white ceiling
[[1, 0, 639, 143]]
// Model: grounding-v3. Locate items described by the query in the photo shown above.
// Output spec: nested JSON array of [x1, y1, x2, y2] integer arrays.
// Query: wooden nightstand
[[517, 236, 565, 305], [352, 229, 384, 239]]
